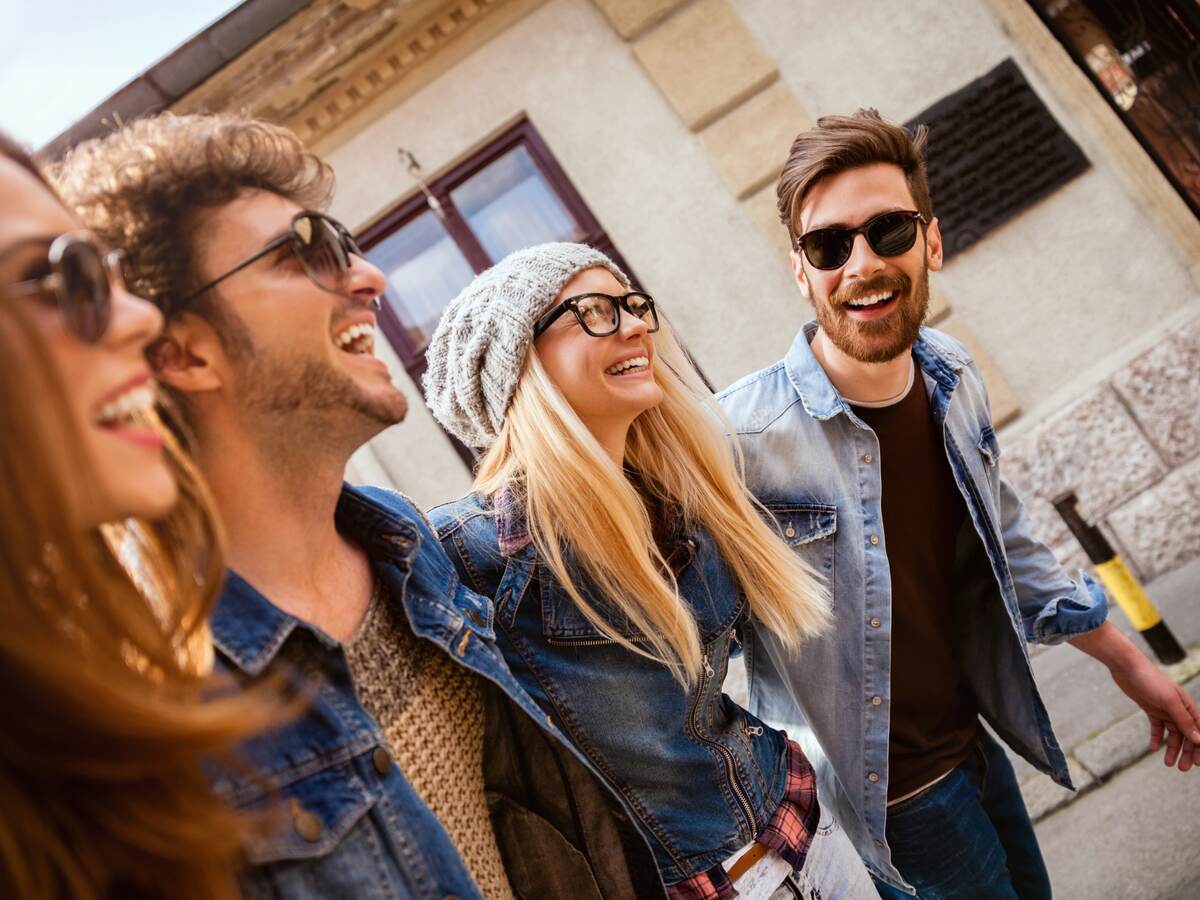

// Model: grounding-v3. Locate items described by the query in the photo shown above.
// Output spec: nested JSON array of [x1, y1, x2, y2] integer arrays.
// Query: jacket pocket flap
[[243, 760, 375, 864], [764, 503, 837, 545]]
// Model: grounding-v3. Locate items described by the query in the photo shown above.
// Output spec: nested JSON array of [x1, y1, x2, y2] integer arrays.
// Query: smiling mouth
[[334, 322, 376, 356], [843, 290, 897, 312], [95, 383, 157, 429], [605, 355, 650, 376]]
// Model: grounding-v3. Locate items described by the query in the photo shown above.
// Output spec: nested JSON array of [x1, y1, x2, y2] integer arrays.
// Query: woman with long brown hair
[[0, 132, 280, 898]]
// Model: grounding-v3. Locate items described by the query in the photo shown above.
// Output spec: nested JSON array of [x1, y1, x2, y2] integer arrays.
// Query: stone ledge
[[591, 0, 690, 40], [1002, 385, 1166, 548], [1021, 756, 1096, 822], [633, 0, 778, 131], [1112, 314, 1200, 467], [1108, 455, 1200, 580]]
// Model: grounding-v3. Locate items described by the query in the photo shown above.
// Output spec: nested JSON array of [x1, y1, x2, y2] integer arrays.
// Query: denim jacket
[[429, 492, 799, 885], [716, 323, 1108, 892], [209, 485, 664, 900]]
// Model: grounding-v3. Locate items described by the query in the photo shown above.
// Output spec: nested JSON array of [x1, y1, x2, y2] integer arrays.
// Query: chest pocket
[[234, 758, 394, 898], [540, 570, 652, 645], [763, 502, 837, 604]]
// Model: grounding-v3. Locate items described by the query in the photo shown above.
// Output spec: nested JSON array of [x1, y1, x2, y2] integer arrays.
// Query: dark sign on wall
[[906, 58, 1090, 259]]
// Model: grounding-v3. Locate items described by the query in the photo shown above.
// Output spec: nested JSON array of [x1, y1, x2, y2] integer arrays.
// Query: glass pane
[[366, 208, 476, 355], [450, 144, 585, 260]]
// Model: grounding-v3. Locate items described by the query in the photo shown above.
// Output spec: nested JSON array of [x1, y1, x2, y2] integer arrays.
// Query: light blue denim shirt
[[716, 322, 1108, 892]]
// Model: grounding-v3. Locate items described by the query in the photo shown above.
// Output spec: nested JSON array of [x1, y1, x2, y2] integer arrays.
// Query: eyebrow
[[803, 205, 908, 233], [0, 234, 55, 265]]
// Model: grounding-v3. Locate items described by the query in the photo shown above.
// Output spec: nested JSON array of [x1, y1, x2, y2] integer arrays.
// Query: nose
[[617, 305, 650, 340], [103, 285, 163, 352], [347, 252, 387, 306], [842, 232, 885, 281]]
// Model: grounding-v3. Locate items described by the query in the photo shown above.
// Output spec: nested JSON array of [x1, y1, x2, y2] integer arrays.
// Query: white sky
[[0, 0, 241, 148]]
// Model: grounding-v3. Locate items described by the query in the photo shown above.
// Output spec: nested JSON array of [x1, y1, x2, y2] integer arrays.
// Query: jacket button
[[373, 747, 391, 775], [292, 802, 323, 842], [868, 771, 880, 783], [784, 526, 796, 538], [870, 696, 882, 706], [466, 609, 485, 628], [869, 534, 880, 545], [864, 452, 873, 463], [869, 617, 882, 628]]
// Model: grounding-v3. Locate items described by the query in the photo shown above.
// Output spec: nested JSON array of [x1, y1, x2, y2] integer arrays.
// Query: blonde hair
[[475, 320, 829, 684]]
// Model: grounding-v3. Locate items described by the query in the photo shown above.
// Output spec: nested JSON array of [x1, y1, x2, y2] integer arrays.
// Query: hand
[[1109, 658, 1200, 772]]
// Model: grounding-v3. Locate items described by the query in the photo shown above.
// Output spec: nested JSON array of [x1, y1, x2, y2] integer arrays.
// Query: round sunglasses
[[7, 232, 125, 343], [533, 291, 660, 338], [184, 210, 367, 302], [795, 210, 927, 271]]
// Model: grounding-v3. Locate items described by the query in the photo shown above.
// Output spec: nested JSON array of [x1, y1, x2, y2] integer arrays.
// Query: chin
[[109, 465, 180, 523]]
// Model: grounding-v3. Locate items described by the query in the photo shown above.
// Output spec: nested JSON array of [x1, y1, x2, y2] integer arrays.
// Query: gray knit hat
[[423, 242, 630, 448]]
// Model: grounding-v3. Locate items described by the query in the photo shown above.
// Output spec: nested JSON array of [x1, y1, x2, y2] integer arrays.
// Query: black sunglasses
[[7, 232, 125, 343], [795, 210, 927, 271], [533, 291, 660, 338], [185, 210, 367, 302]]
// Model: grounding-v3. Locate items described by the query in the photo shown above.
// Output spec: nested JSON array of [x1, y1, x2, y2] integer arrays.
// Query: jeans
[[873, 731, 1052, 899], [768, 804, 878, 900]]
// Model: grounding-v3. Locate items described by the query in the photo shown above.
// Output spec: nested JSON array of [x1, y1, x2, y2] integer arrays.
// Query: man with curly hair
[[53, 113, 663, 899]]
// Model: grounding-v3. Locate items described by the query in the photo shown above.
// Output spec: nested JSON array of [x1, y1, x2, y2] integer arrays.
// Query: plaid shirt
[[666, 741, 820, 900]]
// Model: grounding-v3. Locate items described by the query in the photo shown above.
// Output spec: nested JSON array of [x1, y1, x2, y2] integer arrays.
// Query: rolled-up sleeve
[[997, 476, 1109, 644]]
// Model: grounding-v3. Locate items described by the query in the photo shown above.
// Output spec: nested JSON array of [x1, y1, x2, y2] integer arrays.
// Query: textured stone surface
[[1001, 386, 1167, 548], [1074, 708, 1150, 781], [1108, 455, 1200, 581], [1050, 538, 1096, 583], [699, 81, 810, 200], [590, 0, 688, 39], [1112, 315, 1200, 467], [1020, 755, 1095, 822], [633, 0, 777, 131], [935, 314, 1021, 427], [926, 281, 951, 325]]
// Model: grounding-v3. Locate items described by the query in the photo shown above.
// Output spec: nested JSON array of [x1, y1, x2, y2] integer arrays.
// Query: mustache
[[832, 274, 910, 307]]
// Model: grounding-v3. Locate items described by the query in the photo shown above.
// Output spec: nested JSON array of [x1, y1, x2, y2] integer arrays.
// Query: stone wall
[[1003, 313, 1200, 587]]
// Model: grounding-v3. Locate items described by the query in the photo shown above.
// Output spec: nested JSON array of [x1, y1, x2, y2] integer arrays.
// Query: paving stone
[[1108, 455, 1200, 580], [633, 0, 777, 131], [699, 81, 811, 200], [1074, 708, 1151, 780], [744, 183, 794, 264], [1112, 315, 1200, 467], [590, 0, 689, 40], [1020, 755, 1095, 821], [1001, 385, 1167, 547]]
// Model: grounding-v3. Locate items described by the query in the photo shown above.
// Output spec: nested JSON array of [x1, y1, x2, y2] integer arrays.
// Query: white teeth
[[605, 355, 649, 375], [97, 384, 156, 425], [846, 291, 894, 309], [334, 322, 376, 353]]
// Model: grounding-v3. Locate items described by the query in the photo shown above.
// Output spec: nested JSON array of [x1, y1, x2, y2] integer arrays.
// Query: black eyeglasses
[[533, 291, 660, 338], [795, 210, 927, 271], [185, 210, 367, 301], [7, 232, 126, 343]]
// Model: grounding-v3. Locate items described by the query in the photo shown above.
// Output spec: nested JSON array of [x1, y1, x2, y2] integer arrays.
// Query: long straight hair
[[475, 319, 830, 685], [0, 134, 285, 899]]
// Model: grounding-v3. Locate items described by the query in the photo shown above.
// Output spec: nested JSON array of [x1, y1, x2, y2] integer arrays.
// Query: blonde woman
[[425, 243, 875, 898]]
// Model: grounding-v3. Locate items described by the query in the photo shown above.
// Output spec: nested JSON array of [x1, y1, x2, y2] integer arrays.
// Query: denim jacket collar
[[211, 485, 424, 676], [784, 320, 969, 420]]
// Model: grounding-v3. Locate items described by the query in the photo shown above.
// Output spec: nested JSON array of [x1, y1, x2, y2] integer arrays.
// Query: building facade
[[155, 0, 1200, 590]]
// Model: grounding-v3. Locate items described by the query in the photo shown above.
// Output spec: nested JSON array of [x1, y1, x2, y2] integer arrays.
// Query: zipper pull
[[744, 724, 764, 737], [703, 654, 715, 678]]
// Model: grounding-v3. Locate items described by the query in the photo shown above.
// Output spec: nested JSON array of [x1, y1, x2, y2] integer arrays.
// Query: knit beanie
[[423, 242, 631, 448]]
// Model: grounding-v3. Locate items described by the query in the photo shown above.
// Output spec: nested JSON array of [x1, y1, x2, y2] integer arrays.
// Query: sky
[[0, 0, 241, 148]]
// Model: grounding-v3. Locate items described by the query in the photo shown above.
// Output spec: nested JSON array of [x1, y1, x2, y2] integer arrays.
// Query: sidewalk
[[1012, 555, 1200, 821]]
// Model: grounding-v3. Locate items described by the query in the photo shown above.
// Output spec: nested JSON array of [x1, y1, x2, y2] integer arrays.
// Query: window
[[357, 117, 636, 386], [1027, 0, 1200, 218]]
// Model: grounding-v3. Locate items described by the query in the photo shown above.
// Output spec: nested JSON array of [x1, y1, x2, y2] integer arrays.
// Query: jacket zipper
[[689, 649, 757, 834]]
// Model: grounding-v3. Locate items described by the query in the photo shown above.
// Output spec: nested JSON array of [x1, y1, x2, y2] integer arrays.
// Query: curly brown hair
[[49, 112, 334, 323], [776, 108, 932, 240]]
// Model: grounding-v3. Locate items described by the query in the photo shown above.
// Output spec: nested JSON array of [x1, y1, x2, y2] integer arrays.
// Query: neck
[[584, 417, 633, 468], [810, 328, 913, 404], [194, 407, 370, 632]]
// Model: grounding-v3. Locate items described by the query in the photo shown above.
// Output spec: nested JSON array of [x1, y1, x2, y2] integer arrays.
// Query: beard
[[217, 305, 407, 446], [813, 265, 930, 364]]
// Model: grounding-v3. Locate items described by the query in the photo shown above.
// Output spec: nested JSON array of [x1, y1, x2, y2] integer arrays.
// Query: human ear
[[149, 314, 224, 394], [925, 216, 944, 272], [790, 250, 812, 301]]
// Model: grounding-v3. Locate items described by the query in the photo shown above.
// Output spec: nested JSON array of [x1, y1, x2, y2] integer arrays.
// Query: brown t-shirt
[[851, 366, 979, 800]]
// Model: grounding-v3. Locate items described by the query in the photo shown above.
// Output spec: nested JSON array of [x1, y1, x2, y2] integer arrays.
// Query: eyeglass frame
[[182, 210, 368, 303], [5, 231, 126, 344], [793, 209, 928, 271], [533, 290, 660, 338]]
